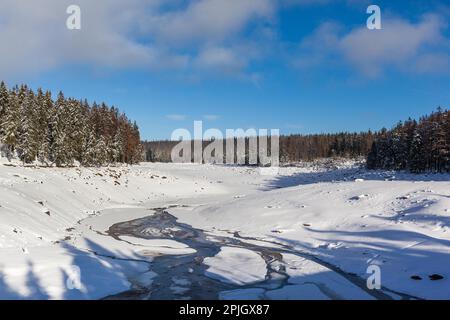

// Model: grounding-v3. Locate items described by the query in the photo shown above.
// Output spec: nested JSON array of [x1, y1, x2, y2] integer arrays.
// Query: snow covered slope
[[1, 161, 449, 300], [0, 162, 263, 299], [0, 163, 227, 249], [172, 169, 450, 299]]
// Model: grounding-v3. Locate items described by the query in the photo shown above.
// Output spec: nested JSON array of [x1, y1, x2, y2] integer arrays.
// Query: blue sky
[[1, 0, 449, 140]]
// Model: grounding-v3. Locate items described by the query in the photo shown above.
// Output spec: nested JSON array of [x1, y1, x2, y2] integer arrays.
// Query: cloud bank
[[0, 0, 448, 80], [295, 13, 450, 78], [0, 0, 274, 79]]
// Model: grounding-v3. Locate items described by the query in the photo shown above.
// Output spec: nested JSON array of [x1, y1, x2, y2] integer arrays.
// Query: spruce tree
[[0, 82, 10, 142], [51, 92, 69, 166], [18, 89, 40, 163], [0, 82, 143, 166], [34, 89, 52, 163], [1, 89, 21, 157]]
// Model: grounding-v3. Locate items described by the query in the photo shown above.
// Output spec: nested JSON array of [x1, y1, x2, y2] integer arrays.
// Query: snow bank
[[0, 162, 227, 299], [204, 247, 267, 285], [174, 170, 450, 299], [1, 161, 450, 300], [0, 163, 225, 249]]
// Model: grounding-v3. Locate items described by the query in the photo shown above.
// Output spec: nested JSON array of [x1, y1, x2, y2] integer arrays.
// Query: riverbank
[[1, 162, 449, 299], [0, 162, 266, 298]]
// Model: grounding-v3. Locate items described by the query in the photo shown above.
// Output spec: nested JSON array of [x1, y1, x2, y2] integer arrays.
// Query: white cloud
[[203, 114, 220, 121], [0, 0, 274, 79], [295, 14, 450, 78], [166, 114, 187, 121], [280, 0, 332, 7], [144, 0, 274, 45], [195, 46, 247, 75], [0, 0, 188, 79], [1, 1, 448, 81], [414, 53, 450, 74]]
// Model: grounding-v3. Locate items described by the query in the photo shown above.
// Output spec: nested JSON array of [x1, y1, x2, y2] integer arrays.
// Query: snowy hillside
[[174, 170, 450, 299], [0, 161, 449, 300]]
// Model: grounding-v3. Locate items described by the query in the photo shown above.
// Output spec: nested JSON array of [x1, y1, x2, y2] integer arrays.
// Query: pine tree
[[430, 108, 447, 172], [112, 128, 124, 163], [35, 89, 52, 163], [367, 108, 450, 173], [409, 128, 425, 172], [18, 89, 40, 163], [94, 136, 109, 166], [444, 110, 450, 172], [75, 99, 90, 164], [51, 92, 70, 166], [64, 98, 84, 163], [367, 142, 378, 169], [0, 82, 9, 135], [1, 89, 21, 157], [81, 104, 95, 165], [0, 81, 143, 166]]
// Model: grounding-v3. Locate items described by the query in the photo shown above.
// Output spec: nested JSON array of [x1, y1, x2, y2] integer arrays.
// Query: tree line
[[143, 108, 450, 173], [143, 131, 376, 164], [367, 108, 449, 173], [279, 132, 375, 162], [0, 81, 143, 166]]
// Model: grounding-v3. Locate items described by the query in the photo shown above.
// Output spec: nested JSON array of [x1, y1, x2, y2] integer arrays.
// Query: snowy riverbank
[[1, 161, 449, 299]]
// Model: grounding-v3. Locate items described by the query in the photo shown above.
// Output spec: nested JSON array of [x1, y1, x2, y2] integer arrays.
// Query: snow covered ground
[[0, 160, 449, 300]]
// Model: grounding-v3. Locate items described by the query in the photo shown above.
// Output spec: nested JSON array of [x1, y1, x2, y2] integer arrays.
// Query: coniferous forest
[[367, 108, 450, 173], [144, 108, 450, 173], [143, 132, 376, 164], [0, 82, 143, 166], [1, 79, 447, 173]]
